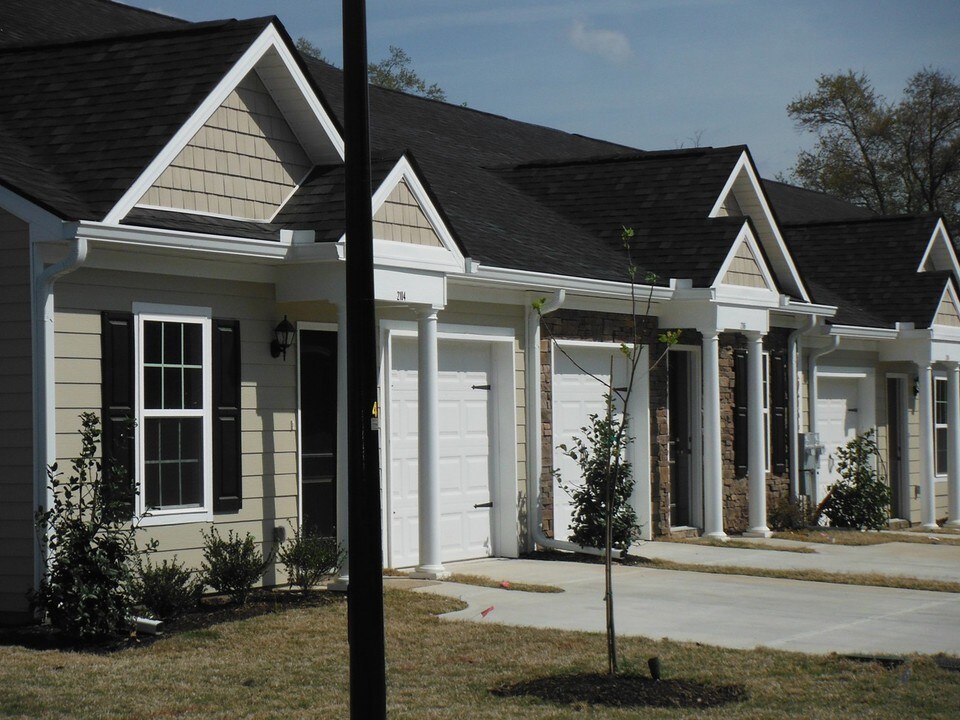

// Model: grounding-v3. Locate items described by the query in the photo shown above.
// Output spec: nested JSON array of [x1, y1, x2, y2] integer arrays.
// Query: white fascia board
[[709, 151, 811, 303], [918, 217, 960, 277], [102, 24, 343, 225], [827, 324, 899, 340], [0, 185, 76, 241], [372, 238, 462, 273], [77, 220, 291, 261], [464, 264, 675, 302], [779, 297, 838, 317], [369, 155, 466, 273], [711, 222, 779, 294]]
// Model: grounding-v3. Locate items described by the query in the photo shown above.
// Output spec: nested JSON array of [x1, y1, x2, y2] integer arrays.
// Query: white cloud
[[568, 19, 632, 64]]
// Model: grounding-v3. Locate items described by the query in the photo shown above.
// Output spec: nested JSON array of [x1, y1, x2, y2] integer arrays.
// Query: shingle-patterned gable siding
[[138, 72, 311, 221], [934, 291, 960, 328], [0, 19, 271, 220], [722, 241, 769, 289], [0, 209, 34, 623], [373, 179, 441, 247]]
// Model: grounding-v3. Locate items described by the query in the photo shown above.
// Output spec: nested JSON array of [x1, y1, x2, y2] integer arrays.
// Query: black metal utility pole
[[342, 1, 387, 718]]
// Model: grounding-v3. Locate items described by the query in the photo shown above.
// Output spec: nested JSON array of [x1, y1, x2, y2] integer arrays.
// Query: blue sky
[[121, 0, 960, 179]]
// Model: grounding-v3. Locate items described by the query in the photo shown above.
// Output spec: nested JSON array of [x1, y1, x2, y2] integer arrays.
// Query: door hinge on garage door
[[472, 384, 491, 390]]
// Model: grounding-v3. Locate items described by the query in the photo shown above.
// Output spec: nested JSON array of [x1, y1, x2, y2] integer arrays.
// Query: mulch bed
[[0, 589, 345, 654], [493, 672, 747, 709]]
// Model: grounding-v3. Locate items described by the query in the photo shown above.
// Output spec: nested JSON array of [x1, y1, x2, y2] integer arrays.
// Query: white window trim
[[133, 303, 214, 526], [763, 351, 771, 474], [934, 374, 949, 478]]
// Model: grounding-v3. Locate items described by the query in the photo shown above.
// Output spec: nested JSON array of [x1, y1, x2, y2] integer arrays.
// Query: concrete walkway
[[412, 539, 960, 656]]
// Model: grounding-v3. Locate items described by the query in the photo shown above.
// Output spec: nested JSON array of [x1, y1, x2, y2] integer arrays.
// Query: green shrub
[[200, 528, 272, 604], [34, 412, 154, 642], [768, 496, 809, 531], [556, 406, 640, 553], [277, 527, 345, 592], [819, 430, 891, 531], [137, 557, 202, 620]]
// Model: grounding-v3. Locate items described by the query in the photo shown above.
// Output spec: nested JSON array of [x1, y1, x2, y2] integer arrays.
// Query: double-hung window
[[101, 305, 242, 524], [140, 314, 211, 514], [934, 377, 948, 476]]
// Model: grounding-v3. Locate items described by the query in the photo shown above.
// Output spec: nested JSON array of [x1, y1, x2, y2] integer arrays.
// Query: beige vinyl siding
[[138, 72, 311, 221], [721, 241, 769, 289], [373, 179, 442, 247], [0, 209, 34, 621], [54, 269, 298, 585], [934, 292, 960, 328]]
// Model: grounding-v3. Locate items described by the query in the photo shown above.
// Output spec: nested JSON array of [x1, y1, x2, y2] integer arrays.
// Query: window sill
[[138, 509, 213, 527]]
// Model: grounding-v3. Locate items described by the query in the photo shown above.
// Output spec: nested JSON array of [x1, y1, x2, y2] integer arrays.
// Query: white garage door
[[816, 376, 860, 503], [552, 344, 627, 543], [388, 337, 494, 568]]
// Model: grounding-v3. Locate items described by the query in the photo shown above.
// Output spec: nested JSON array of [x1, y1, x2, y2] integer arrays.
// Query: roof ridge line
[[0, 16, 275, 54]]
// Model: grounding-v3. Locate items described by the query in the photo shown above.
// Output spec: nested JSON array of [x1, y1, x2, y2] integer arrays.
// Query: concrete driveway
[[412, 540, 960, 656]]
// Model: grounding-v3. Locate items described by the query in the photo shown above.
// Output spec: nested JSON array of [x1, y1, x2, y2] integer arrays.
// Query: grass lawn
[[774, 529, 960, 547], [2, 589, 958, 719]]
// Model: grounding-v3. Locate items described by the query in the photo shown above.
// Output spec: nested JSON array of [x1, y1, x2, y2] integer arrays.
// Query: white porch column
[[918, 364, 938, 529], [329, 303, 350, 591], [412, 307, 448, 578], [745, 332, 771, 537], [947, 362, 960, 527], [702, 330, 727, 539]]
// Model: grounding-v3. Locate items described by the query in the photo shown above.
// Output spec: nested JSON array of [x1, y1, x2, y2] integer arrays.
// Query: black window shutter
[[101, 312, 135, 517], [733, 348, 748, 479], [770, 350, 788, 476], [213, 319, 242, 512]]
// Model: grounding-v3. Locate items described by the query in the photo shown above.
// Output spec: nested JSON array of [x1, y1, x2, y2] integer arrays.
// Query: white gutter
[[807, 335, 841, 500], [524, 289, 621, 559], [32, 237, 88, 592], [470, 264, 674, 304], [787, 316, 817, 499]]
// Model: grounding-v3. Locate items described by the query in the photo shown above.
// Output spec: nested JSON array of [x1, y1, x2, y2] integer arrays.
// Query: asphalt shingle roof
[[783, 215, 947, 328], [0, 0, 185, 48], [762, 179, 878, 225], [0, 18, 273, 219]]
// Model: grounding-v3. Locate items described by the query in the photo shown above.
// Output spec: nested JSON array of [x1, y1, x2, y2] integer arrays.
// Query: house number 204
[[396, 291, 406, 301]]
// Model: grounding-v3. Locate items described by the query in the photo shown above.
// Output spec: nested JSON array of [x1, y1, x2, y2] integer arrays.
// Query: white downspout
[[807, 333, 840, 501], [32, 237, 88, 592], [787, 316, 817, 499], [524, 289, 621, 559]]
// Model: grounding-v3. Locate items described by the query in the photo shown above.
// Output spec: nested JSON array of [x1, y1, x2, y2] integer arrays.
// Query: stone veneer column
[[745, 331, 771, 537], [411, 307, 448, 578], [947, 362, 960, 527], [918, 364, 938, 529], [702, 331, 727, 539]]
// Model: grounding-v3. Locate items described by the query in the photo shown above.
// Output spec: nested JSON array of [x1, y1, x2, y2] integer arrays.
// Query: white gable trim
[[103, 24, 343, 226], [709, 151, 810, 302], [713, 223, 777, 294], [933, 280, 960, 329], [361, 155, 465, 274], [917, 217, 960, 278]]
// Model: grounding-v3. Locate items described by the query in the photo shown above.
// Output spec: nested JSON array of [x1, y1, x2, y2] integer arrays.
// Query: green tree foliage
[[557, 407, 639, 553], [818, 430, 891, 531], [368, 45, 447, 101], [295, 38, 447, 102], [787, 68, 960, 226], [34, 412, 155, 642], [295, 37, 328, 63]]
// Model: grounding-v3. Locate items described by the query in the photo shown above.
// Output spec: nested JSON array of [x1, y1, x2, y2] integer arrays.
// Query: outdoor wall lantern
[[913, 376, 920, 397], [270, 315, 295, 360]]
